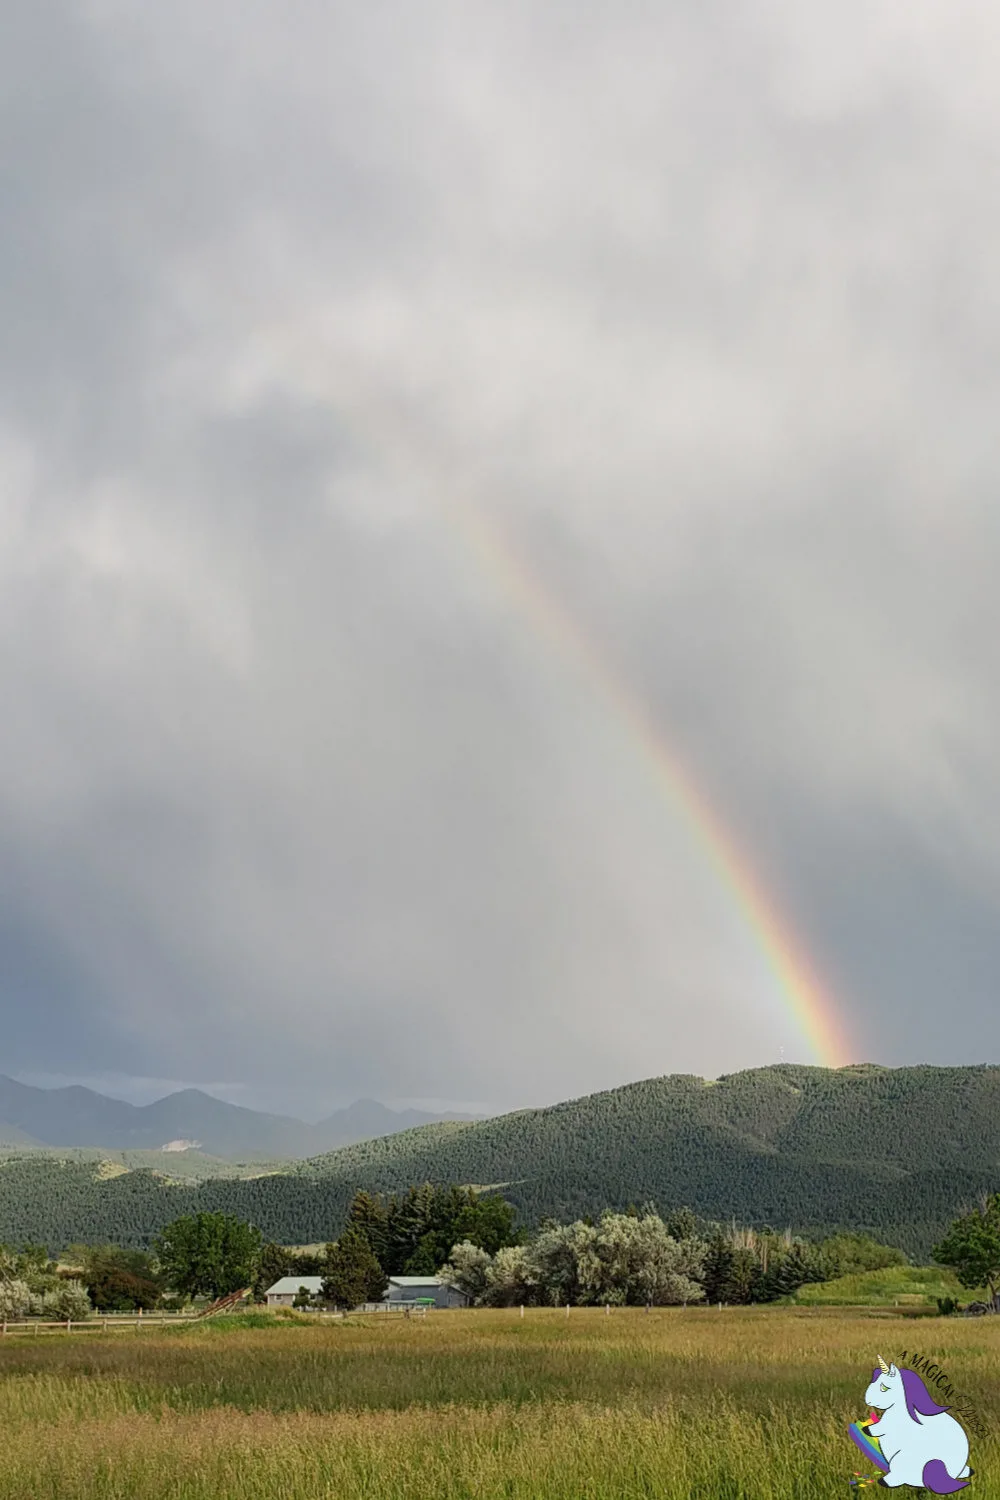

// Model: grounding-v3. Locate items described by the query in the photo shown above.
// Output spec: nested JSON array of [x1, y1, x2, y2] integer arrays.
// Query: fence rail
[[0, 1304, 433, 1339], [358, 1302, 429, 1316], [1, 1313, 199, 1337]]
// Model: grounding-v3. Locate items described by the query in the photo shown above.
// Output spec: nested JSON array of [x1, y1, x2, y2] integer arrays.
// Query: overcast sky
[[3, 1, 1000, 1122]]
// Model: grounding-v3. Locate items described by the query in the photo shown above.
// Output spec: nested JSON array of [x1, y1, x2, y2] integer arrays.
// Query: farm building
[[264, 1276, 325, 1307], [384, 1277, 469, 1308]]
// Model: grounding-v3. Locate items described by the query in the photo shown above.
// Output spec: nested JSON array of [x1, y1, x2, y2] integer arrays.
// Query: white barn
[[384, 1276, 469, 1308], [265, 1276, 325, 1308]]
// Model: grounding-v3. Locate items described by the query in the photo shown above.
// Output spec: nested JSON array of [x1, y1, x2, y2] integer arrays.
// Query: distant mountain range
[[2, 1063, 1000, 1258], [0, 1076, 479, 1159]]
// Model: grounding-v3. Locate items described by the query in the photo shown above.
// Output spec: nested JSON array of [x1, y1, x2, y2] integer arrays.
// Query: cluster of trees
[[344, 1184, 521, 1274], [253, 1185, 523, 1310], [443, 1210, 705, 1306], [5, 1241, 185, 1316], [14, 1172, 988, 1320], [0, 1244, 91, 1320], [695, 1225, 904, 1305], [60, 1186, 522, 1312], [166, 1194, 903, 1313], [438, 1209, 907, 1308], [72, 1245, 164, 1310]]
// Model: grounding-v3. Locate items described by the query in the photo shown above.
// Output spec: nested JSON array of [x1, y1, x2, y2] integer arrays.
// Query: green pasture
[[789, 1263, 987, 1307], [0, 1306, 996, 1498]]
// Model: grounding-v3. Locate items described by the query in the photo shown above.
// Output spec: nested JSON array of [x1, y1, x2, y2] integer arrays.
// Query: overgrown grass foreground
[[1, 1307, 998, 1498]]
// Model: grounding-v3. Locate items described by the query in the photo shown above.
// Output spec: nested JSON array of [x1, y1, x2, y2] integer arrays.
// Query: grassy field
[[0, 1306, 997, 1498]]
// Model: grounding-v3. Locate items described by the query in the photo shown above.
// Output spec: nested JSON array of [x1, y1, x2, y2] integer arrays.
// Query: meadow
[[0, 1306, 997, 1499], [788, 1264, 980, 1307]]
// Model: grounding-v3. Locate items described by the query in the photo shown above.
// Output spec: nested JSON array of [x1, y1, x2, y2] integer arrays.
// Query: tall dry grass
[[0, 1307, 996, 1497]]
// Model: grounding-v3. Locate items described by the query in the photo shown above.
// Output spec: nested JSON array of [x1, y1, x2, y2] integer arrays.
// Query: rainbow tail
[[848, 1422, 889, 1474]]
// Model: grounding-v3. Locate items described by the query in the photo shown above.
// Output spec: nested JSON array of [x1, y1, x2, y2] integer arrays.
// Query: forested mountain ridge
[[1, 1064, 998, 1258], [293, 1061, 1000, 1182]]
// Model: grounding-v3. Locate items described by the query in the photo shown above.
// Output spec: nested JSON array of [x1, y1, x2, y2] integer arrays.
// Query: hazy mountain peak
[[0, 1075, 479, 1158]]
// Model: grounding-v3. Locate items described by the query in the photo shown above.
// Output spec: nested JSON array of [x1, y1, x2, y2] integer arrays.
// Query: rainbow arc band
[[451, 500, 855, 1068], [258, 355, 857, 1068]]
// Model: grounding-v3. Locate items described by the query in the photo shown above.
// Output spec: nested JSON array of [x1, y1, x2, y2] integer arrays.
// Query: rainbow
[[446, 499, 854, 1069], [241, 346, 855, 1068]]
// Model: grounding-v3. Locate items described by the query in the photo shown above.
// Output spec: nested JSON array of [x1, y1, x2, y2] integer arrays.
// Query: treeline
[[0, 1183, 916, 1317], [438, 1214, 907, 1308]]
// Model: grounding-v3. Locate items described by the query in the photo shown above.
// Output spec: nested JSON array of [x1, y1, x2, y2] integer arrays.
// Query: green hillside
[[787, 1264, 984, 1307], [2, 1064, 999, 1255]]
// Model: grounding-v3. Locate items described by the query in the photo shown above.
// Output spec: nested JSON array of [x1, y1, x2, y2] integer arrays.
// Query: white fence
[[359, 1302, 429, 1315]]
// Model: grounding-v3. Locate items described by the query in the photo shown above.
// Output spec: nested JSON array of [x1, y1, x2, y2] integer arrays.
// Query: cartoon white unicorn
[[861, 1355, 972, 1492]]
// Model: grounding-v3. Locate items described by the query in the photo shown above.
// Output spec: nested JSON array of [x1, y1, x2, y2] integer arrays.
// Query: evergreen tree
[[347, 1190, 391, 1266], [402, 1233, 440, 1276], [288, 1250, 324, 1276], [664, 1207, 698, 1242], [723, 1245, 764, 1304], [322, 1227, 388, 1308], [253, 1241, 291, 1301], [700, 1230, 735, 1303]]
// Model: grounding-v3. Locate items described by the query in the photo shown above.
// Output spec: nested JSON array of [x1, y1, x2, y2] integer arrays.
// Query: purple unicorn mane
[[900, 1366, 951, 1423]]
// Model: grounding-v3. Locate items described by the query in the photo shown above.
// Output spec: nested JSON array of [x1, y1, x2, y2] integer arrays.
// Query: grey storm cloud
[[3, 0, 1000, 1118]]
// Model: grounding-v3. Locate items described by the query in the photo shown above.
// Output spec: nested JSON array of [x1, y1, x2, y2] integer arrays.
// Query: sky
[[3, 1, 1000, 1122]]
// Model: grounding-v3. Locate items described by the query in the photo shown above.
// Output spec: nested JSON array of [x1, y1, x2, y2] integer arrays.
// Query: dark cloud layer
[[3, 1, 1000, 1118]]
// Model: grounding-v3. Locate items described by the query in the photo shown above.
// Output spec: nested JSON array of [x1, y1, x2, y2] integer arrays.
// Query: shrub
[[79, 1246, 162, 1311], [440, 1241, 492, 1302], [32, 1280, 91, 1320], [0, 1279, 32, 1319]]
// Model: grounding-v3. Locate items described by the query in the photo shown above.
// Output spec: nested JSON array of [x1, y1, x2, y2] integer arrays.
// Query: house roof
[[386, 1276, 444, 1287], [265, 1277, 325, 1295]]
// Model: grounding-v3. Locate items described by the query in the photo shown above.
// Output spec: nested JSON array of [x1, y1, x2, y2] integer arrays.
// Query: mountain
[[0, 1123, 44, 1148], [0, 1077, 477, 1159], [2, 1063, 999, 1257], [312, 1099, 479, 1150]]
